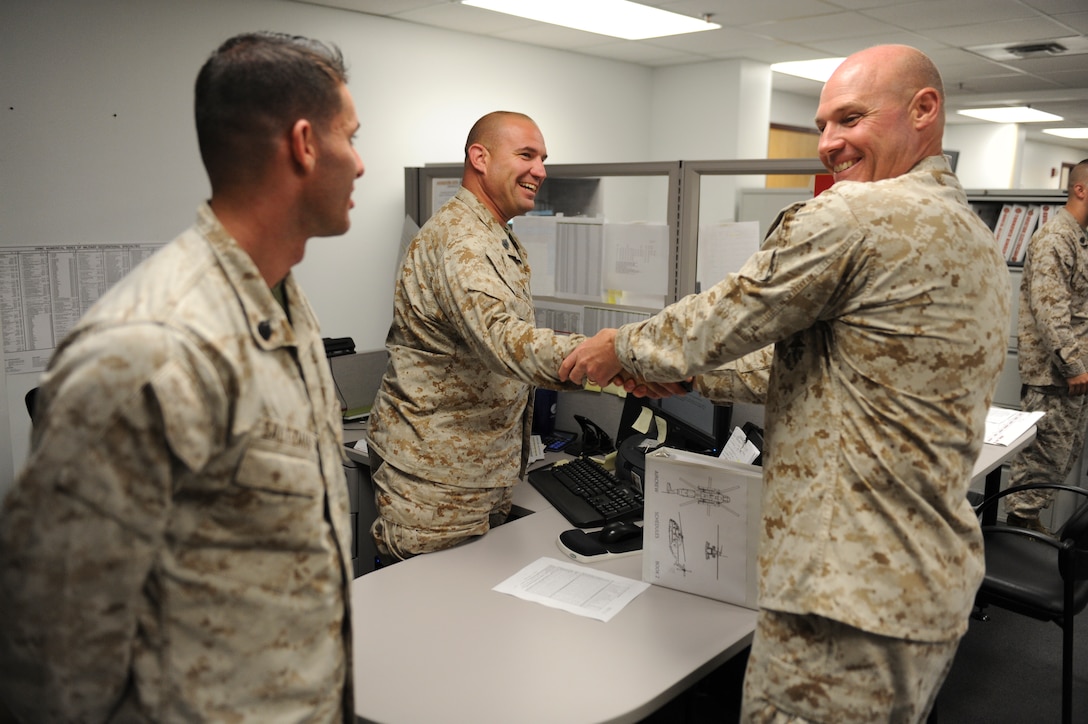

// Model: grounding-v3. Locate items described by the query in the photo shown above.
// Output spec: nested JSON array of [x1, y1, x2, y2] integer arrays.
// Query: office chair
[[24, 387, 39, 424], [972, 483, 1088, 724]]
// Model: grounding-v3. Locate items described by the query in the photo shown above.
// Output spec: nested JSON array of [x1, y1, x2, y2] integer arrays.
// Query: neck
[[210, 193, 304, 287], [461, 175, 507, 225]]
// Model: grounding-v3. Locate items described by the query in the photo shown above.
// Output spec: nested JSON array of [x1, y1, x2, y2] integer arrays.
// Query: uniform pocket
[[234, 433, 320, 498]]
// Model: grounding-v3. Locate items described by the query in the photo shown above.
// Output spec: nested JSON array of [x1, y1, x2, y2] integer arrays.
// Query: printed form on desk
[[493, 557, 649, 623], [985, 407, 1044, 446]]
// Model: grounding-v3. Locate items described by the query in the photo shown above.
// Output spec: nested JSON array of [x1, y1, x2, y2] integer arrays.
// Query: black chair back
[[1057, 496, 1088, 591]]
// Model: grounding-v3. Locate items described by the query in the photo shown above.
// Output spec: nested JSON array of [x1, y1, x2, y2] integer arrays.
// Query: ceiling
[[297, 0, 1088, 150]]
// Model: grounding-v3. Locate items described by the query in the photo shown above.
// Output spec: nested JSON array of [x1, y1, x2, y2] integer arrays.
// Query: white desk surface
[[350, 429, 1035, 724], [972, 426, 1036, 485]]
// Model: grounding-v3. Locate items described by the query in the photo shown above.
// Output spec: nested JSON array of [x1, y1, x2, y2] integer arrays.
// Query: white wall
[[651, 59, 771, 161], [940, 123, 1021, 189], [770, 90, 819, 131], [1021, 140, 1087, 190]]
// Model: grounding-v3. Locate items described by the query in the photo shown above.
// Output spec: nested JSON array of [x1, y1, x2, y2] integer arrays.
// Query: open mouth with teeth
[[520, 182, 538, 192], [833, 159, 858, 173]]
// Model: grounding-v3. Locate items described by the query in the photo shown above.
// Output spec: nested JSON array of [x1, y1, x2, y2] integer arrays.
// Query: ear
[[466, 142, 489, 175], [911, 87, 941, 130], [289, 119, 318, 173]]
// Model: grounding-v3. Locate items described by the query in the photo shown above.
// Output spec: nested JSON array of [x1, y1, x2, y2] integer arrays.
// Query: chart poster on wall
[[0, 243, 164, 375], [430, 178, 461, 220]]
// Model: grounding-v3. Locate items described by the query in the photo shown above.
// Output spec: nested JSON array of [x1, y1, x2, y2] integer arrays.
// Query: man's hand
[[1067, 372, 1088, 396], [560, 328, 622, 388], [560, 329, 690, 399]]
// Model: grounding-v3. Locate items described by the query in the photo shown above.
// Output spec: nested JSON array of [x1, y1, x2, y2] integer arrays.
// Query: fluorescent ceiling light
[[957, 107, 1063, 123], [770, 58, 845, 83], [1043, 128, 1088, 139], [461, 0, 720, 40]]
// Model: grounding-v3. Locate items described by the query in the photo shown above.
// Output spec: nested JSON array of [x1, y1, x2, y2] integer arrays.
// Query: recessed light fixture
[[957, 107, 1063, 123], [770, 58, 846, 83], [460, 0, 720, 40], [1043, 128, 1088, 140]]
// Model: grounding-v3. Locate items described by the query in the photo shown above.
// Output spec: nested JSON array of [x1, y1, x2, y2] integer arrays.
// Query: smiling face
[[471, 116, 547, 223], [815, 46, 943, 184]]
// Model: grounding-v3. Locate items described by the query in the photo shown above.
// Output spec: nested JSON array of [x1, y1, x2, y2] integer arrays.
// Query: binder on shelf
[[1008, 205, 1040, 264], [1039, 203, 1056, 228], [994, 204, 1027, 260]]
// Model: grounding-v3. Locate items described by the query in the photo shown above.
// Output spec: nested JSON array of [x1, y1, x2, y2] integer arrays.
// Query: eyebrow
[[516, 145, 547, 161]]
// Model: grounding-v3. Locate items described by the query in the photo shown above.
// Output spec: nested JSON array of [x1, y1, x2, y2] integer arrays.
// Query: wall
[[942, 123, 1022, 189], [1021, 139, 1087, 190], [770, 90, 820, 131]]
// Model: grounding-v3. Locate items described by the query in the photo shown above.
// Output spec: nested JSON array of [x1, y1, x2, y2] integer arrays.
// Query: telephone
[[569, 414, 614, 457]]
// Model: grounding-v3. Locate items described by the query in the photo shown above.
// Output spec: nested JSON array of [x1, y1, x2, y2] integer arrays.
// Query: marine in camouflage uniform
[[562, 46, 1010, 722], [0, 205, 354, 721], [367, 113, 585, 560], [0, 32, 360, 722], [1006, 160, 1088, 529]]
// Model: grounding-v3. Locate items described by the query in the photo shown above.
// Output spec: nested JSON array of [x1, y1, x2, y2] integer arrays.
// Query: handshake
[[559, 328, 690, 399]]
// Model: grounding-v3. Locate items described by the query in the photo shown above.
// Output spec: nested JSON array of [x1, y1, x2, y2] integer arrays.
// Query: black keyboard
[[528, 457, 643, 529]]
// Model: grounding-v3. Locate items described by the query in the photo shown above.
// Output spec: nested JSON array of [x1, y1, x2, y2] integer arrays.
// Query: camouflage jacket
[[1017, 207, 1088, 387], [368, 187, 583, 487], [0, 205, 353, 722], [618, 157, 1010, 642]]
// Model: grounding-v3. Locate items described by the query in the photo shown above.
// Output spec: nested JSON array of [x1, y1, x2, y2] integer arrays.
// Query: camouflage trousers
[[369, 458, 514, 560], [1006, 385, 1088, 517], [741, 610, 959, 724]]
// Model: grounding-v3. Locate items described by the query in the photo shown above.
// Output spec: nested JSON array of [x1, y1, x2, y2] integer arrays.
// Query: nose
[[532, 157, 546, 181], [817, 124, 842, 160], [354, 149, 365, 178]]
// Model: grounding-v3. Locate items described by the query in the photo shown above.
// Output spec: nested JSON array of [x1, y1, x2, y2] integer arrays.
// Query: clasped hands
[[559, 328, 690, 399]]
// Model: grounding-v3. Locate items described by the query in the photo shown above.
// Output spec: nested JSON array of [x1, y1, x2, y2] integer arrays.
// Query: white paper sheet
[[985, 407, 1044, 446], [493, 556, 649, 622], [696, 221, 760, 291], [513, 215, 558, 297], [719, 426, 760, 464]]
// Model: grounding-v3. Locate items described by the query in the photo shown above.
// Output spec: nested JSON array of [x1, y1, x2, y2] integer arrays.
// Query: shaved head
[[816, 44, 945, 183], [464, 111, 537, 160]]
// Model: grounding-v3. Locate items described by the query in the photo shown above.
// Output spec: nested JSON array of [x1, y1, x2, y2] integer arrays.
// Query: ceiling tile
[[926, 17, 1078, 46], [747, 11, 905, 43], [862, 0, 1038, 30]]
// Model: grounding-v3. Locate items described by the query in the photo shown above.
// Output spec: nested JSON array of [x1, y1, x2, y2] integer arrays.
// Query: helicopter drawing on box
[[667, 516, 690, 575], [643, 448, 760, 609], [663, 475, 743, 578], [705, 525, 728, 580], [666, 475, 743, 517]]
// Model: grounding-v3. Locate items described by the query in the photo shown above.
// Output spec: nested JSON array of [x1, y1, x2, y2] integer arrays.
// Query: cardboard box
[[641, 448, 762, 610]]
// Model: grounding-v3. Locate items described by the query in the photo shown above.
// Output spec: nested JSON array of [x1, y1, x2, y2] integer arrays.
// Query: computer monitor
[[617, 389, 732, 457]]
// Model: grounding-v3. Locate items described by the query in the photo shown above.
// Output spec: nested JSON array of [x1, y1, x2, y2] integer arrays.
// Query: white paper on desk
[[985, 407, 1044, 446], [353, 438, 368, 455], [719, 426, 760, 464], [493, 556, 649, 623]]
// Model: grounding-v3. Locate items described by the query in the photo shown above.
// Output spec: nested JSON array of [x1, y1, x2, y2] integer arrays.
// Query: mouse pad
[[556, 527, 643, 562]]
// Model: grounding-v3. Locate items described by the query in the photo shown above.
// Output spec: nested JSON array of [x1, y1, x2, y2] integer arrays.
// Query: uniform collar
[[195, 202, 301, 350]]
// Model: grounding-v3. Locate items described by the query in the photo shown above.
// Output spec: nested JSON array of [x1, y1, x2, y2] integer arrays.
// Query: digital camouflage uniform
[[1007, 207, 1088, 518], [367, 187, 584, 558], [0, 204, 354, 722], [618, 156, 1010, 722]]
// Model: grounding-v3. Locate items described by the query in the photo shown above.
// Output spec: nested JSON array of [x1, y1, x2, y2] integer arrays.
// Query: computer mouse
[[599, 520, 643, 544]]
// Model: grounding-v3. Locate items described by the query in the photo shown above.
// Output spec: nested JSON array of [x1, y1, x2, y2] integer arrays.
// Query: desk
[[973, 426, 1036, 526], [349, 432, 1035, 724], [351, 481, 756, 724]]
